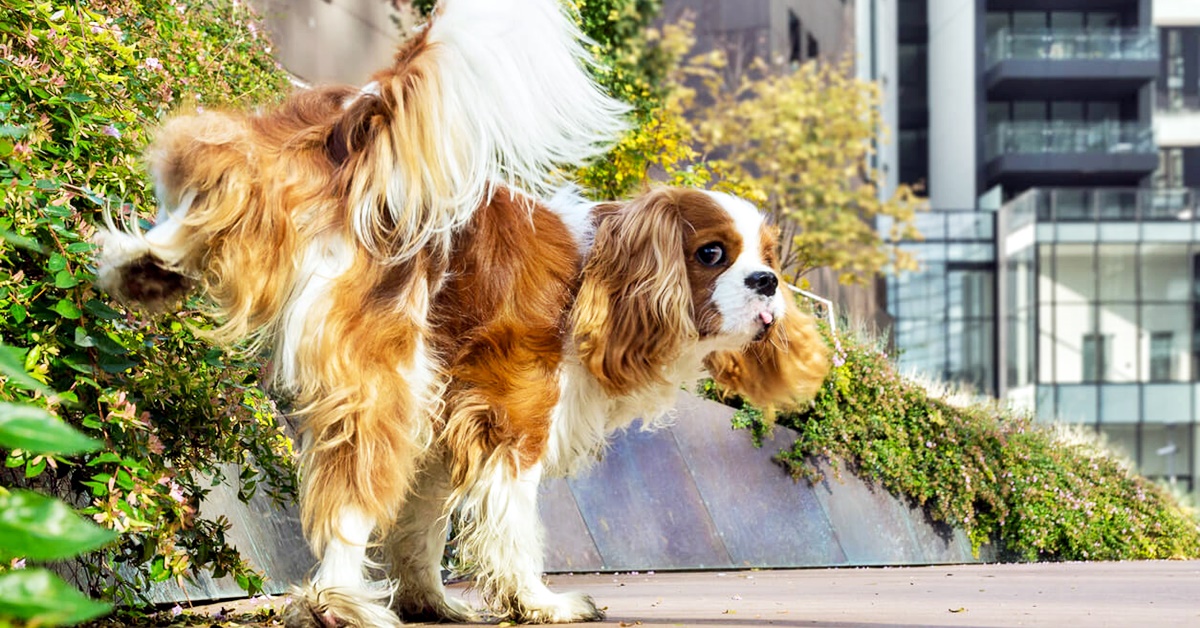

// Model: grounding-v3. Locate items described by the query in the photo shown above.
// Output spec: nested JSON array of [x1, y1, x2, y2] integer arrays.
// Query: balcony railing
[[1007, 188, 1199, 222], [986, 27, 1158, 66], [986, 121, 1154, 161], [1156, 90, 1200, 114]]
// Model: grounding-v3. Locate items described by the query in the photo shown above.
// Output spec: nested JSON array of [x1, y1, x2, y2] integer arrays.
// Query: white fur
[[546, 185, 600, 257], [301, 508, 404, 627], [353, 0, 629, 262], [456, 461, 601, 622], [383, 458, 475, 622], [703, 191, 785, 338], [274, 236, 355, 390], [94, 189, 197, 300], [313, 507, 376, 592]]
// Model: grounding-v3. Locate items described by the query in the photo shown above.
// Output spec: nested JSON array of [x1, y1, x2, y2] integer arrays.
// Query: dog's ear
[[573, 189, 696, 396], [705, 292, 830, 411]]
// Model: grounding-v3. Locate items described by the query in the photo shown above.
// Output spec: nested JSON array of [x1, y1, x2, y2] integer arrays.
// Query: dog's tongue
[[759, 311, 774, 326]]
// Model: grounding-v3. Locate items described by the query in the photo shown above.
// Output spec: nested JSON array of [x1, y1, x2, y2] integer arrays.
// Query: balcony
[[985, 28, 1159, 99], [1155, 91, 1200, 147], [1011, 188, 1200, 222], [985, 121, 1158, 189]]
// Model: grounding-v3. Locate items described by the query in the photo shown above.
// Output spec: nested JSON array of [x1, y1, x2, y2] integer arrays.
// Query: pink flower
[[101, 125, 120, 138], [142, 57, 162, 71]]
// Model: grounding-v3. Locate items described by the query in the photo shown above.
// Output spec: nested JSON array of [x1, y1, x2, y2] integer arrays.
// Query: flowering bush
[[712, 324, 1200, 561], [0, 0, 295, 605]]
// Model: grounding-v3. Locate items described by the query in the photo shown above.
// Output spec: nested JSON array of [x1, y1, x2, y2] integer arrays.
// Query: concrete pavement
[[191, 560, 1200, 627], [522, 561, 1200, 627]]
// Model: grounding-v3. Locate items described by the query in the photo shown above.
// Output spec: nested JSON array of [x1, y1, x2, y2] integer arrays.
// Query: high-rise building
[[860, 0, 1199, 494]]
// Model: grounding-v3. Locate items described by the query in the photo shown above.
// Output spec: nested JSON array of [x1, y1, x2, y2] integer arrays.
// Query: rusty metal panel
[[539, 477, 604, 572], [668, 393, 848, 568], [566, 424, 733, 571]]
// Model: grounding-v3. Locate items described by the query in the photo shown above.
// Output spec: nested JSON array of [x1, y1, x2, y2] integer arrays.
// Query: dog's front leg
[[383, 453, 478, 623], [283, 507, 402, 628], [459, 461, 603, 623]]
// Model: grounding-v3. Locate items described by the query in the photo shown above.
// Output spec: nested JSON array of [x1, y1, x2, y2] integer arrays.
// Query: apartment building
[[861, 0, 1199, 493]]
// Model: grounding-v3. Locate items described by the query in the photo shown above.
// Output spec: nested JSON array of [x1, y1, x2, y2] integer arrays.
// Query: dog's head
[[573, 187, 829, 406]]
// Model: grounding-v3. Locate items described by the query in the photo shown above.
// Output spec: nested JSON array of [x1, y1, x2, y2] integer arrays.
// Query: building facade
[[862, 0, 1200, 494]]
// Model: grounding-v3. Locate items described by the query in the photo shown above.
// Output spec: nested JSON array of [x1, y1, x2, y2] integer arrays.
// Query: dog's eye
[[695, 242, 725, 267]]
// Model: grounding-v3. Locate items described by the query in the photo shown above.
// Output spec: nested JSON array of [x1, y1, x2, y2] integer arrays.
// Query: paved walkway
[[194, 561, 1200, 627]]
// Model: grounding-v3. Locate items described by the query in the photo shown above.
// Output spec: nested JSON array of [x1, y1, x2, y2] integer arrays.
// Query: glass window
[[1099, 304, 1138, 382], [1057, 384, 1098, 423], [1087, 101, 1121, 123], [1154, 148, 1184, 190], [1082, 333, 1111, 383], [1140, 244, 1190, 301], [1012, 12, 1045, 31], [986, 13, 1010, 39], [1054, 304, 1093, 383], [1039, 304, 1056, 383], [1097, 244, 1136, 302], [1099, 423, 1140, 465], [1142, 304, 1192, 382], [1037, 245, 1054, 304], [1100, 384, 1140, 423], [1036, 385, 1057, 421], [1053, 189, 1093, 220], [1053, 244, 1096, 303], [1086, 12, 1121, 30], [1050, 12, 1084, 31], [1139, 424, 1193, 485], [1014, 101, 1046, 122], [1151, 332, 1176, 382], [1051, 101, 1084, 122]]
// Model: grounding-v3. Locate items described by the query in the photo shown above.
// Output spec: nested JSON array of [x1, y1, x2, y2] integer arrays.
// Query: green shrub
[[711, 325, 1200, 561], [0, 0, 295, 606], [0, 341, 115, 626]]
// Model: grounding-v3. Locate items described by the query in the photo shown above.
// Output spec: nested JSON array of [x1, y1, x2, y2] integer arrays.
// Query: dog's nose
[[745, 271, 778, 297]]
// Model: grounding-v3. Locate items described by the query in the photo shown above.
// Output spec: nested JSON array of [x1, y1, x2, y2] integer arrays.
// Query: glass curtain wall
[[889, 211, 996, 394], [1006, 189, 1199, 491]]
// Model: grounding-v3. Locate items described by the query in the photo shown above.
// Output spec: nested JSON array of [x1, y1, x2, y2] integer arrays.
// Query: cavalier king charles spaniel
[[95, 0, 829, 625]]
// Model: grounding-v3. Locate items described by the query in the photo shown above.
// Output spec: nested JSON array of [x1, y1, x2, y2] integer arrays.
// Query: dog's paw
[[282, 596, 341, 628], [394, 591, 479, 623], [512, 590, 604, 624], [283, 585, 402, 628]]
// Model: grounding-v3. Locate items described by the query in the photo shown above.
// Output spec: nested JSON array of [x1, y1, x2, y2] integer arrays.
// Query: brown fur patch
[[572, 188, 698, 396], [705, 293, 830, 411], [432, 189, 580, 486]]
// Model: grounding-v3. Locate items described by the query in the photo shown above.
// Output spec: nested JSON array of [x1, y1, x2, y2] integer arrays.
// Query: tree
[[667, 26, 924, 284]]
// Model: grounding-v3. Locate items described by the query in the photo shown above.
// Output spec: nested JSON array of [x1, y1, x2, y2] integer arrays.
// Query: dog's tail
[[334, 0, 630, 262]]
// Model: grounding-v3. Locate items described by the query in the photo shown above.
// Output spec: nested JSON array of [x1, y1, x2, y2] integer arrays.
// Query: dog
[[95, 0, 830, 625]]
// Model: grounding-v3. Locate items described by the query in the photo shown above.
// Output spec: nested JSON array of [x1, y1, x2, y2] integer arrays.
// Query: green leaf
[[0, 345, 52, 396], [63, 92, 92, 103], [47, 254, 67, 272], [83, 299, 121, 320], [0, 568, 112, 625], [72, 327, 94, 348], [53, 299, 81, 319], [0, 228, 44, 254], [0, 490, 116, 562], [54, 270, 78, 289], [9, 303, 26, 324], [0, 402, 101, 455], [65, 241, 96, 254], [98, 356, 136, 373], [0, 124, 27, 139]]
